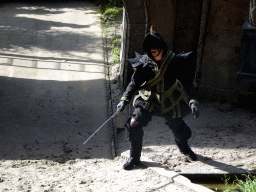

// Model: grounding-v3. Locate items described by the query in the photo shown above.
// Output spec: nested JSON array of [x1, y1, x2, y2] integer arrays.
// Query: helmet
[[142, 26, 168, 57]]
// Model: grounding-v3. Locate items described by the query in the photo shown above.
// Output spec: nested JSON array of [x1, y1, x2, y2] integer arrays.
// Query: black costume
[[118, 30, 200, 170]]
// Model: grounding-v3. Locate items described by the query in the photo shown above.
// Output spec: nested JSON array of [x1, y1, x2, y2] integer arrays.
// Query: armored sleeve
[[176, 51, 199, 105], [121, 67, 146, 102], [121, 52, 153, 102]]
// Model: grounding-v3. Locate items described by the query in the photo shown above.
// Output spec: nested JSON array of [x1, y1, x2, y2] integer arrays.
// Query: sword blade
[[83, 110, 120, 145]]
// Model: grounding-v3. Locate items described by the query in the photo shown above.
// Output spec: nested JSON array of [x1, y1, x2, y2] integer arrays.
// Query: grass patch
[[104, 7, 123, 22], [95, 0, 123, 25], [112, 47, 120, 64], [214, 174, 256, 192], [96, 0, 123, 66], [109, 35, 121, 65], [233, 174, 256, 192]]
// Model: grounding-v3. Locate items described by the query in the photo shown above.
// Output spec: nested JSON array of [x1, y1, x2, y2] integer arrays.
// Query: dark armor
[[121, 51, 198, 118], [120, 31, 199, 170]]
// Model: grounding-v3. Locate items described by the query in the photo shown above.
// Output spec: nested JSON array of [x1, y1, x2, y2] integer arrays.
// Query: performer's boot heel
[[175, 139, 197, 161], [123, 157, 140, 170]]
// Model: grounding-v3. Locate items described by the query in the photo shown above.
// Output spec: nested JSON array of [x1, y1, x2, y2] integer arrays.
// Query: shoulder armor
[[175, 51, 194, 60], [181, 51, 193, 59], [174, 51, 196, 71], [127, 52, 152, 69]]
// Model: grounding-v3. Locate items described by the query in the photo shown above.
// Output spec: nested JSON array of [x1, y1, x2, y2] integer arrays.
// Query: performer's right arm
[[121, 67, 145, 102], [117, 67, 145, 112]]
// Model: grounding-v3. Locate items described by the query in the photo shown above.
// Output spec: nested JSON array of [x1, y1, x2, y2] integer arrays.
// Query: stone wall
[[171, 0, 203, 53], [200, 0, 250, 101], [121, 0, 147, 88], [121, 0, 203, 87], [121, 0, 252, 102], [145, 0, 175, 50]]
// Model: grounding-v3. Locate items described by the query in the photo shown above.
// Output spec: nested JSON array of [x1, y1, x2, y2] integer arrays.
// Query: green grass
[[110, 37, 117, 47], [220, 175, 238, 192], [109, 36, 121, 65], [111, 47, 120, 64], [215, 174, 256, 192], [96, 0, 123, 66], [104, 7, 123, 21], [95, 0, 123, 25], [233, 174, 256, 192]]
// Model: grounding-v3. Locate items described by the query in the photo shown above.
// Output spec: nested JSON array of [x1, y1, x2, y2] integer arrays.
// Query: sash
[[140, 50, 175, 89]]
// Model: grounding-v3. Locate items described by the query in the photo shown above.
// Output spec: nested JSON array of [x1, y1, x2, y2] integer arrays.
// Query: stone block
[[124, 0, 146, 24]]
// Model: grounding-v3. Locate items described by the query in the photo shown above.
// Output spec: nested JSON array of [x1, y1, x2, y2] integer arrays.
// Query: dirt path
[[1, 156, 200, 192]]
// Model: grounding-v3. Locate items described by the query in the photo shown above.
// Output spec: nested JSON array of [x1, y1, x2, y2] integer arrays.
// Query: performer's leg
[[123, 107, 151, 170], [166, 118, 197, 161]]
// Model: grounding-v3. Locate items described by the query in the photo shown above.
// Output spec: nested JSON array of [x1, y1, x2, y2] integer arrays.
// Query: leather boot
[[129, 128, 143, 159], [175, 139, 197, 161], [123, 157, 140, 170], [123, 122, 144, 170]]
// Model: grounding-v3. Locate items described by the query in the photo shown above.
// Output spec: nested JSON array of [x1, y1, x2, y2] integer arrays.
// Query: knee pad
[[124, 118, 141, 132], [130, 118, 140, 127]]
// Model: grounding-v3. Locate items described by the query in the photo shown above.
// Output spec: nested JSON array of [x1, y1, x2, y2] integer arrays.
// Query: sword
[[83, 109, 120, 145]]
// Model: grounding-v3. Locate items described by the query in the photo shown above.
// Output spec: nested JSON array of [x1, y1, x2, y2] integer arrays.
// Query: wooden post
[[194, 0, 210, 88]]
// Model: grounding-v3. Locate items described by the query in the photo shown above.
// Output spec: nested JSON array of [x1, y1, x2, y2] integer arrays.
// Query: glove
[[117, 100, 128, 112], [191, 103, 200, 118]]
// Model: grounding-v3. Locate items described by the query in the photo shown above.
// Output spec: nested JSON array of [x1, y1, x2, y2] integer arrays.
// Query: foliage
[[95, 0, 109, 13], [110, 37, 117, 47], [104, 7, 123, 21], [112, 47, 120, 64], [96, 0, 123, 66], [234, 174, 256, 192], [109, 36, 121, 65], [110, 0, 123, 7], [216, 174, 256, 192], [221, 175, 236, 192], [95, 0, 123, 19], [95, 0, 123, 25]]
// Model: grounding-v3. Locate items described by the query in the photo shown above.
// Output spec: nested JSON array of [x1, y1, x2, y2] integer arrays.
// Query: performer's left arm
[[178, 52, 200, 118]]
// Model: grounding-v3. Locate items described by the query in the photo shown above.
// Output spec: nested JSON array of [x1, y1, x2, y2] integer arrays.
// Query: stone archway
[[120, 0, 252, 101], [120, 0, 203, 88]]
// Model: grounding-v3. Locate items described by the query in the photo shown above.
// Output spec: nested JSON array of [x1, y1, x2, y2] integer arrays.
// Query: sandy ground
[[0, 157, 198, 192], [115, 101, 256, 175]]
